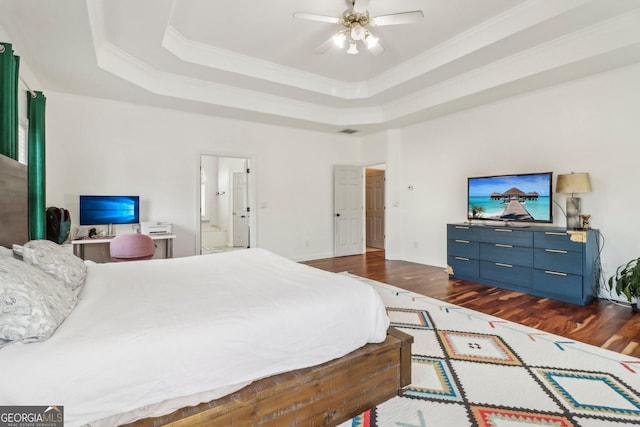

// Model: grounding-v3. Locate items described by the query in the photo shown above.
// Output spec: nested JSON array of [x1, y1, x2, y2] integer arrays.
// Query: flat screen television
[[467, 172, 553, 223], [79, 195, 140, 226]]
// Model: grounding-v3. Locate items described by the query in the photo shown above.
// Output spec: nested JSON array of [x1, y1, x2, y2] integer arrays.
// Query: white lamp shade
[[556, 173, 592, 194], [346, 41, 359, 55], [351, 25, 365, 40], [332, 32, 346, 48], [365, 33, 379, 49]]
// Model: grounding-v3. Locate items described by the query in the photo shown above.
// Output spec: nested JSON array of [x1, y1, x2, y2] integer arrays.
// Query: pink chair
[[110, 234, 155, 262]]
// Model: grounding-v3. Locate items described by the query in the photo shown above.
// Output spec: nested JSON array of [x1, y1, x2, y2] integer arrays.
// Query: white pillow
[[22, 240, 87, 294], [12, 244, 23, 258], [0, 246, 13, 257], [0, 257, 78, 348]]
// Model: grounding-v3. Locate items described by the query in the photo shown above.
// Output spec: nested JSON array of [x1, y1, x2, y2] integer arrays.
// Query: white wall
[[365, 63, 640, 300], [40, 60, 640, 299], [45, 92, 360, 260]]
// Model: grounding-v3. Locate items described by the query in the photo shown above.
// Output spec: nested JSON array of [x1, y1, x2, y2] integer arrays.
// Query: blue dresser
[[447, 223, 599, 305]]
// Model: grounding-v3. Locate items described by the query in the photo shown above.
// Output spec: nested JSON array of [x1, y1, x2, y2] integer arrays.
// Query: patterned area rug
[[339, 274, 640, 427]]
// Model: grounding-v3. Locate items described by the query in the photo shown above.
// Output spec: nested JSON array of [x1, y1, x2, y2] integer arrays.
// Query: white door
[[334, 165, 364, 257], [232, 171, 249, 247]]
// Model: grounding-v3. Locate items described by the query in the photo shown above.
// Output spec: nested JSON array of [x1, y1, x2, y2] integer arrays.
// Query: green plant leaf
[[608, 257, 640, 302]]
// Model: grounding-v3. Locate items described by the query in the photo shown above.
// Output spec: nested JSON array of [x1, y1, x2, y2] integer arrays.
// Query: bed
[[0, 153, 412, 426]]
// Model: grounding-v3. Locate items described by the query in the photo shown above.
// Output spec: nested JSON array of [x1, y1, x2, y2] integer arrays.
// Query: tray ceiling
[[1, 0, 640, 134]]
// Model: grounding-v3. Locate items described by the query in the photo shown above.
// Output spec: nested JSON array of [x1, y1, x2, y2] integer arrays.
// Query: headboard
[[0, 153, 29, 247]]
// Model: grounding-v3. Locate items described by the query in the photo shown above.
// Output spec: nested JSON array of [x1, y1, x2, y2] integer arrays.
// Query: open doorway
[[365, 165, 385, 252], [199, 154, 250, 254], [334, 164, 386, 257]]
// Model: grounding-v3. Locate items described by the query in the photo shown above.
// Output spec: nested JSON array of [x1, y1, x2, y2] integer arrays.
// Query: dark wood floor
[[303, 251, 640, 358]]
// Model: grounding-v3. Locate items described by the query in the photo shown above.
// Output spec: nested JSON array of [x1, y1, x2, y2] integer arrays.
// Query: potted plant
[[608, 257, 640, 310]]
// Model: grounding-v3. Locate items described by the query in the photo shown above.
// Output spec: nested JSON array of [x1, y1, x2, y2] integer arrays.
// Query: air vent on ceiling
[[339, 128, 359, 134]]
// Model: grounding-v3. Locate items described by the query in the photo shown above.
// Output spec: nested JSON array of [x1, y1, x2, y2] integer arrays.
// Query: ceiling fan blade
[[352, 0, 370, 13], [368, 40, 384, 56], [293, 12, 340, 24], [371, 11, 424, 26], [315, 37, 335, 54]]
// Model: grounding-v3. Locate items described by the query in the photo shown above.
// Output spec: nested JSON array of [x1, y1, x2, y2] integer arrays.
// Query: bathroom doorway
[[199, 154, 251, 254]]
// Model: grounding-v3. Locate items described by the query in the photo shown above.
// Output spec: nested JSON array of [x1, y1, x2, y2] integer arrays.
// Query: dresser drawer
[[534, 248, 583, 275], [448, 239, 479, 258], [534, 230, 584, 252], [480, 261, 532, 288], [446, 223, 596, 305], [477, 228, 533, 246], [448, 255, 479, 278], [533, 269, 583, 300], [480, 243, 533, 267], [447, 224, 480, 241]]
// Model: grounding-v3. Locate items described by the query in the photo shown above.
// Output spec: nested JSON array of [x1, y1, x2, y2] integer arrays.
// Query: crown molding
[[162, 26, 368, 99], [86, 0, 106, 52], [367, 0, 591, 96], [93, 40, 385, 126], [86, 0, 640, 129], [382, 8, 640, 122], [162, 0, 591, 101]]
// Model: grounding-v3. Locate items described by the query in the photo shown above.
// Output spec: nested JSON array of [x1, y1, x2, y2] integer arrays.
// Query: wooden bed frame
[[0, 153, 413, 426], [126, 328, 412, 427]]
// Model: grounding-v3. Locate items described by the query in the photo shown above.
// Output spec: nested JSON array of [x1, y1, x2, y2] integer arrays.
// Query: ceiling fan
[[293, 0, 424, 55]]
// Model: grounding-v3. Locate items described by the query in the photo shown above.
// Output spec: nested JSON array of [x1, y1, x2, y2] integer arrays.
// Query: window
[[18, 121, 27, 164]]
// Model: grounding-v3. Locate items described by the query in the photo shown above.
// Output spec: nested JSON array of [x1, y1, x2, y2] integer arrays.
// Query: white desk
[[72, 234, 176, 260]]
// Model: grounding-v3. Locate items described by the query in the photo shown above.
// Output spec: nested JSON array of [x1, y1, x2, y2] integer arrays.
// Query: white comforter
[[0, 248, 389, 426]]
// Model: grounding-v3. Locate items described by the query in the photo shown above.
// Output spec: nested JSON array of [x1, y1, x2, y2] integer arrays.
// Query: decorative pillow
[[21, 240, 87, 294], [0, 257, 78, 348], [0, 246, 13, 257], [11, 244, 23, 258]]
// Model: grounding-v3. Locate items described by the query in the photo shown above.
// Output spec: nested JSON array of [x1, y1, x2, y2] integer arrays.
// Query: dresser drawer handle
[[495, 262, 513, 268], [545, 249, 567, 254], [455, 256, 469, 261], [544, 270, 567, 276], [544, 232, 567, 236], [455, 226, 469, 229], [495, 244, 512, 248], [495, 229, 512, 232], [455, 239, 470, 244]]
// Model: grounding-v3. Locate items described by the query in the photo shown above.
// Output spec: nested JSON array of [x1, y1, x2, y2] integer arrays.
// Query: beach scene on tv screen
[[468, 174, 551, 222]]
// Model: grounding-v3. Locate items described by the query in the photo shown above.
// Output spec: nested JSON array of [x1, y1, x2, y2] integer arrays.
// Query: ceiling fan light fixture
[[346, 41, 359, 55], [332, 31, 347, 48], [350, 24, 365, 41], [365, 32, 378, 50], [296, 4, 424, 56]]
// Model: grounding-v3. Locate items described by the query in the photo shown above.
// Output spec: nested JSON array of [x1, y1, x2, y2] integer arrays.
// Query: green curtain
[[0, 42, 20, 159], [28, 91, 46, 240]]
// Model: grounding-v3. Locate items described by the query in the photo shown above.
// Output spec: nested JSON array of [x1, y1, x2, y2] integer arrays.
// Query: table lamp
[[555, 172, 591, 229]]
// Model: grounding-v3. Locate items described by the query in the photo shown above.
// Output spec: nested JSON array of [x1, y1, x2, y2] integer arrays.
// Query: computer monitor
[[79, 195, 140, 226]]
